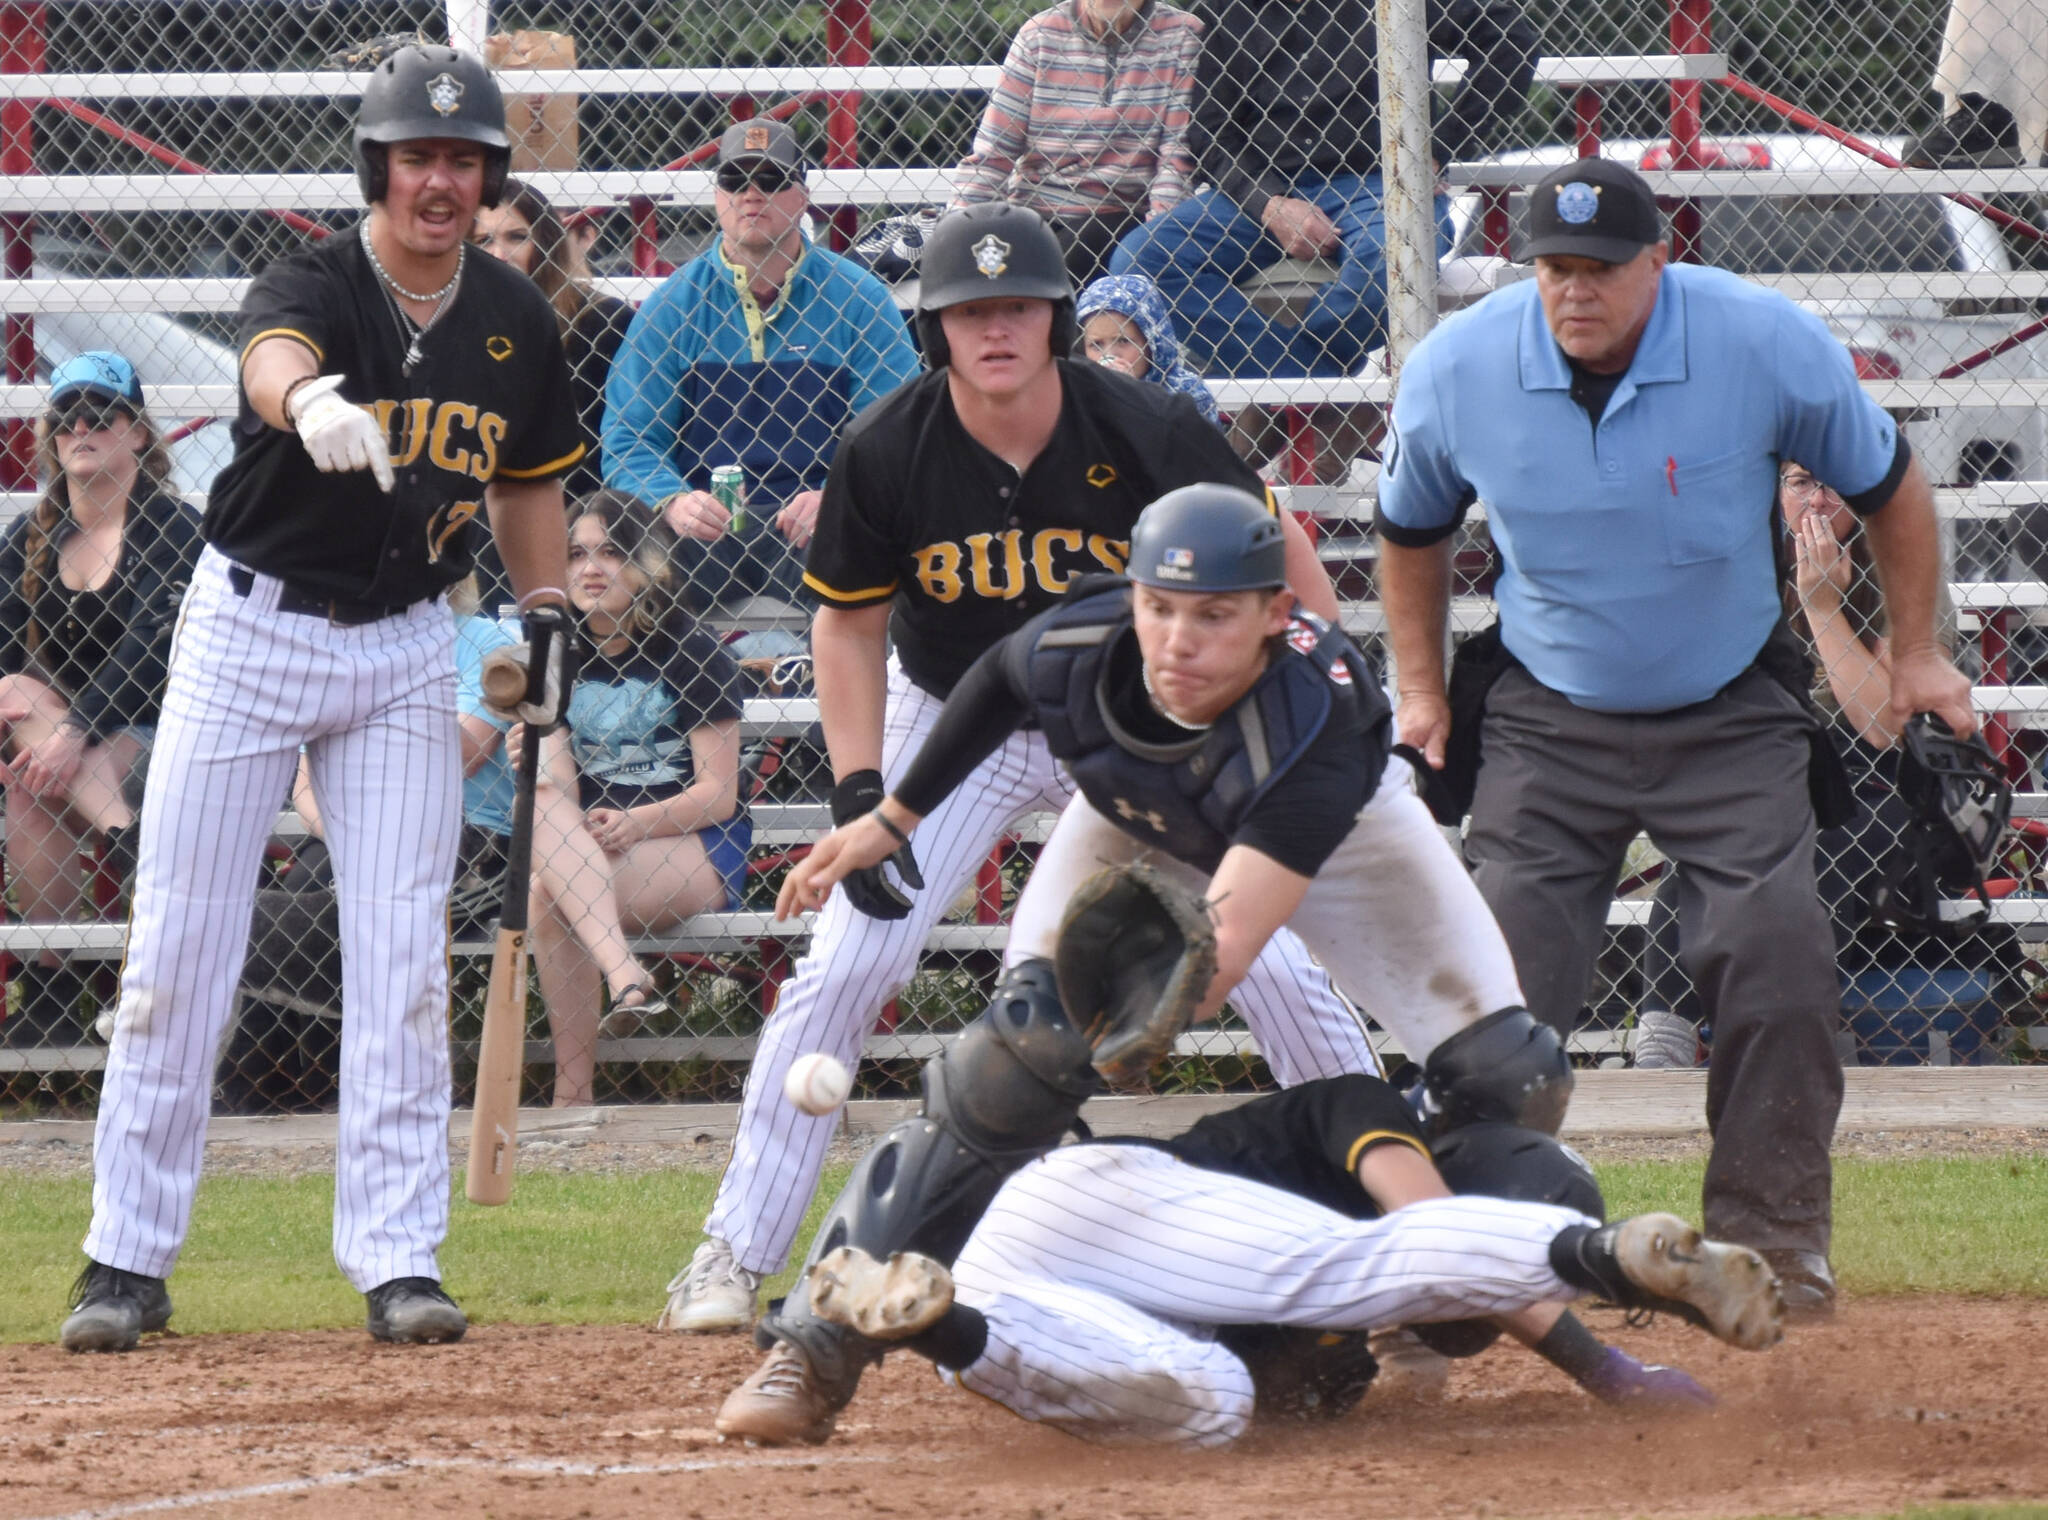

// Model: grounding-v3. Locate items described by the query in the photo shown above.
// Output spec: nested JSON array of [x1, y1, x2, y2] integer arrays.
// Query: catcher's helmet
[[1869, 713, 2013, 939], [354, 45, 511, 208], [916, 202, 1077, 367], [1126, 484, 1287, 593]]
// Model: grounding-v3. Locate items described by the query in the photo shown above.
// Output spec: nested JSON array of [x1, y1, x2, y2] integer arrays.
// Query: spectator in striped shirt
[[951, 0, 1204, 287]]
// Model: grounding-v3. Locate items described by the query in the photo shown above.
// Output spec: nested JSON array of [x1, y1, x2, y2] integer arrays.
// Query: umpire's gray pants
[[1465, 666, 1843, 1257]]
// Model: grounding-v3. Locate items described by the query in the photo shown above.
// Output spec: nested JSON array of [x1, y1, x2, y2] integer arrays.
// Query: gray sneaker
[[60, 1261, 171, 1353], [1632, 1008, 1699, 1070], [365, 1277, 467, 1344], [656, 1238, 762, 1333]]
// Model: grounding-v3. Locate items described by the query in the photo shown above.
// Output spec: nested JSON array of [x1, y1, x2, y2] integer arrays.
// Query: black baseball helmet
[[1410, 1122, 1606, 1360], [1430, 1122, 1605, 1219], [354, 45, 512, 208], [1126, 484, 1287, 593], [916, 202, 1077, 367]]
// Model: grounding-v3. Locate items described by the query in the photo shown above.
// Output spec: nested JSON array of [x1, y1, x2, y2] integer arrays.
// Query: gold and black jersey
[[206, 225, 584, 606], [803, 359, 1271, 698]]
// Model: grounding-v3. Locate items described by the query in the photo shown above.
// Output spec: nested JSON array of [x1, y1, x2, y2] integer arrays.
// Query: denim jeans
[[1111, 173, 1450, 378]]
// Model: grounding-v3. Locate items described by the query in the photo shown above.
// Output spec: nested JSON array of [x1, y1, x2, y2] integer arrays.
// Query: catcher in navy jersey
[[62, 45, 580, 1354]]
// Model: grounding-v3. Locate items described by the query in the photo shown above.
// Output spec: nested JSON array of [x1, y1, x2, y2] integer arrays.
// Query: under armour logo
[[1113, 797, 1168, 833]]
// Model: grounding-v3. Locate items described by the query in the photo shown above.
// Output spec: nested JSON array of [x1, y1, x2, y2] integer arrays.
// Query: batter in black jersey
[[784, 483, 1527, 1046], [211, 221, 580, 602], [795, 1068, 1782, 1444], [64, 47, 579, 1357]]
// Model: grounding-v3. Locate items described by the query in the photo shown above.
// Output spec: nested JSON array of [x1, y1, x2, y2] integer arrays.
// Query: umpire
[[1376, 158, 1976, 1321]]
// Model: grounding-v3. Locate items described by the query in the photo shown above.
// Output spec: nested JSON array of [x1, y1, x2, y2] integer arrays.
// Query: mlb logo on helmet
[[972, 235, 1010, 278], [1156, 546, 1196, 581], [427, 72, 464, 116]]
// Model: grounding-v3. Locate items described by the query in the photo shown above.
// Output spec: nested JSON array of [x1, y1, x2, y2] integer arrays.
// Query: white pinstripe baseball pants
[[85, 547, 463, 1291], [1005, 755, 1527, 1066], [705, 661, 1378, 1276], [947, 1144, 1589, 1445]]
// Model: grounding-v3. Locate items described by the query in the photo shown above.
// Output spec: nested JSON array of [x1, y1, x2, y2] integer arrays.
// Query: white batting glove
[[290, 373, 394, 492]]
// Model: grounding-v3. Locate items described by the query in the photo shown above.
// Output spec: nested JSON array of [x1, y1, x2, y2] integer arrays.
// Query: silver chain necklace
[[360, 222, 462, 301], [361, 225, 463, 375]]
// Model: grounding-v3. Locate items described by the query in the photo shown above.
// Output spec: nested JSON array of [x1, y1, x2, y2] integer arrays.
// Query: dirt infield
[[3, 1299, 2043, 1520]]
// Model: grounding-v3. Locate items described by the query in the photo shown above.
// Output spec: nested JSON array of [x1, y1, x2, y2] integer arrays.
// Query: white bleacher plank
[[0, 55, 1724, 103], [0, 276, 679, 315], [1744, 271, 2048, 302], [1449, 164, 2048, 196], [1209, 377, 1390, 409], [0, 166, 954, 215]]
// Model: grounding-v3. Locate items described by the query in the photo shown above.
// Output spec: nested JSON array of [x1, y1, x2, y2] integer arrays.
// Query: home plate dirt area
[[2, 1301, 2043, 1520]]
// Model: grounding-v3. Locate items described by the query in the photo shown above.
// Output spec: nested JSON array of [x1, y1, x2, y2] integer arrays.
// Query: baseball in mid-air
[[784, 1052, 853, 1116]]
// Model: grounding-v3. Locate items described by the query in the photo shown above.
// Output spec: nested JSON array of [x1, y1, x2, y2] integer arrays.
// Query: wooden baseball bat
[[481, 645, 531, 710], [465, 697, 541, 1206]]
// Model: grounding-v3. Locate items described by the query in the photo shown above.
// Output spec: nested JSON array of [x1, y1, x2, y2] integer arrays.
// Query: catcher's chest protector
[[1027, 594, 1379, 871]]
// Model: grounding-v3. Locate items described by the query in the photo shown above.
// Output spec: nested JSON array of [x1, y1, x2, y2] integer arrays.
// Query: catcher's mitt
[[1054, 861, 1218, 1085]]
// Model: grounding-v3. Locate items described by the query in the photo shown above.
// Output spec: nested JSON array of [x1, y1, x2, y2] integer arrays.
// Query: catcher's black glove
[[1054, 862, 1218, 1085], [829, 769, 924, 920]]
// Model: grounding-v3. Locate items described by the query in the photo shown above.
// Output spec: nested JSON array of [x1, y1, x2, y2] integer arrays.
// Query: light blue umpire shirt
[[1375, 261, 1907, 713]]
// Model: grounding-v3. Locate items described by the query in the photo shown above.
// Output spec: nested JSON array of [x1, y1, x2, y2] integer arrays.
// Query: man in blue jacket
[[603, 120, 921, 623]]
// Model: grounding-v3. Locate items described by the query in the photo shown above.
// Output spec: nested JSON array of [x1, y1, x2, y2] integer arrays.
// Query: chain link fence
[[0, 0, 2044, 1117]]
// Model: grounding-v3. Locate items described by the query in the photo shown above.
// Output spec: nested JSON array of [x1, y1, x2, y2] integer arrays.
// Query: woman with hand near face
[[0, 353, 201, 1046], [525, 491, 750, 1104]]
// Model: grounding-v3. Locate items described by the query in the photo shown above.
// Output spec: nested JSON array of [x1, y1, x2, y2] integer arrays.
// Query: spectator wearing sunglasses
[[603, 120, 920, 647], [0, 352, 202, 1046]]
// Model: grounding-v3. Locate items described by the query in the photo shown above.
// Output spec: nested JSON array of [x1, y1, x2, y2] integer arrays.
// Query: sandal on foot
[[600, 980, 668, 1040]]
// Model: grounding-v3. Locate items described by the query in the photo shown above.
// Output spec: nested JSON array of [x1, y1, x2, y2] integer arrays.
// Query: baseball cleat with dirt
[[1613, 1213, 1784, 1351], [807, 1246, 954, 1342]]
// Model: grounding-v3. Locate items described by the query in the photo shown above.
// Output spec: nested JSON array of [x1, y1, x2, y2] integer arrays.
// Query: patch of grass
[[0, 1164, 851, 1343], [1599, 1154, 2048, 1297], [1769, 1509, 2048, 1520], [5, 1152, 2046, 1344]]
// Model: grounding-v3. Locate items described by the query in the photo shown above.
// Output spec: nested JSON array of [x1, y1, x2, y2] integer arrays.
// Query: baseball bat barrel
[[465, 712, 541, 1205], [481, 646, 531, 710]]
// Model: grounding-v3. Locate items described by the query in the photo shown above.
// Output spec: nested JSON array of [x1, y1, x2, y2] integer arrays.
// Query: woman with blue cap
[[0, 351, 202, 1045]]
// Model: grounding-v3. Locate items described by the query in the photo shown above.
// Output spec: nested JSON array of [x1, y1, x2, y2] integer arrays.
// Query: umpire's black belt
[[227, 564, 416, 627]]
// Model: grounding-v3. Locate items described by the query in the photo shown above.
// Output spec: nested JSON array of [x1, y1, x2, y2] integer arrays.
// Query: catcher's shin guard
[[756, 960, 1100, 1409], [1417, 1006, 1574, 1136]]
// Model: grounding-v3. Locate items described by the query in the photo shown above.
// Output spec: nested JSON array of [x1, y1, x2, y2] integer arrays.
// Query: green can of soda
[[711, 464, 748, 534]]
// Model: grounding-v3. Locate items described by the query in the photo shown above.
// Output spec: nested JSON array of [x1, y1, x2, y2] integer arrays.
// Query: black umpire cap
[[1523, 158, 1665, 264], [1127, 484, 1287, 593]]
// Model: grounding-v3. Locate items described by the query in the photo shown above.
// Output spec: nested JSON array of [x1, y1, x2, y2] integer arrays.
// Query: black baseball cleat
[[1760, 1248, 1837, 1324], [60, 1261, 172, 1352], [365, 1277, 468, 1343]]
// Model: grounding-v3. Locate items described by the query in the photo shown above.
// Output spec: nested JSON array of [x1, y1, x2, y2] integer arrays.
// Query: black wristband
[[830, 768, 886, 827], [1531, 1310, 1611, 1389], [280, 373, 319, 428]]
